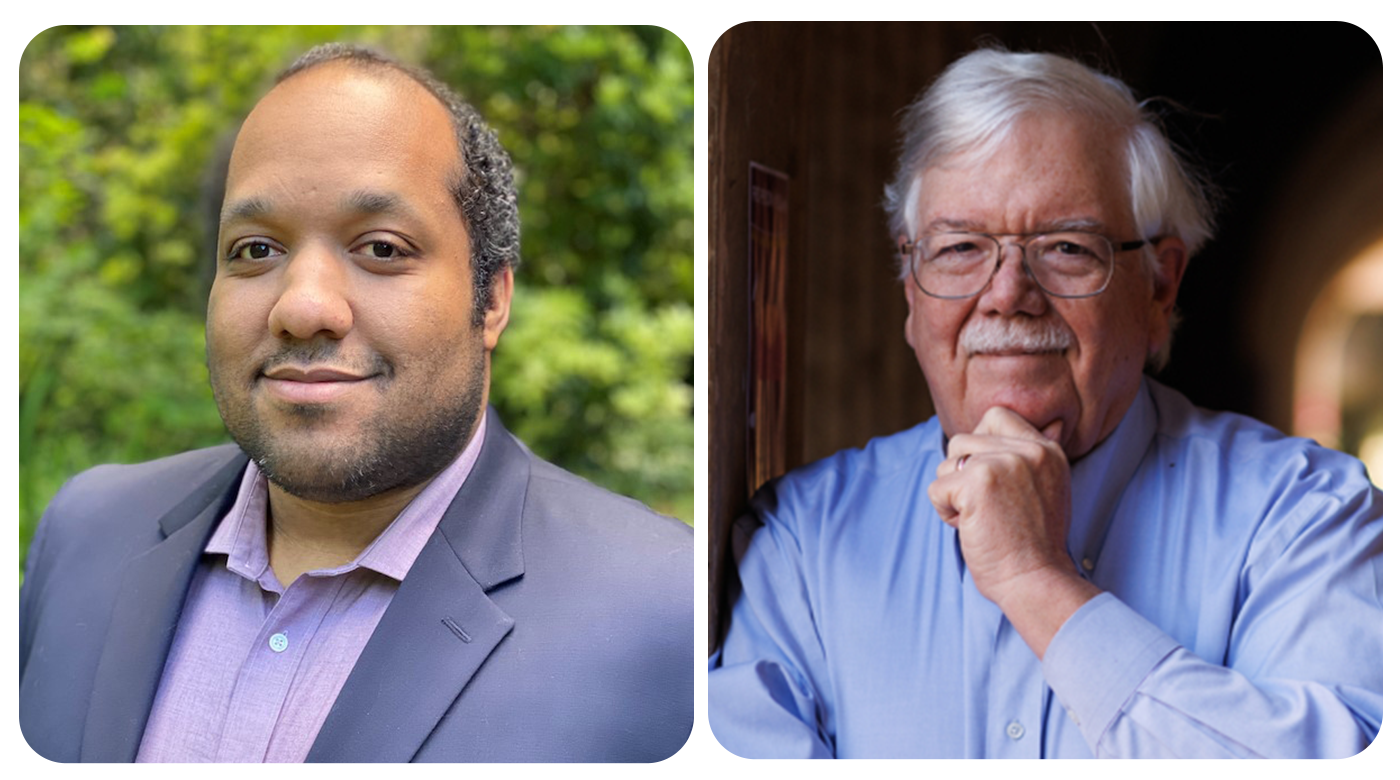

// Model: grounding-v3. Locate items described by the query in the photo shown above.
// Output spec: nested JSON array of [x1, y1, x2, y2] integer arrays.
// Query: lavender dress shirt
[[135, 423, 485, 762]]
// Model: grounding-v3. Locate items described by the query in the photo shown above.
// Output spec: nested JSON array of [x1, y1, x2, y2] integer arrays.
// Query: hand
[[928, 407, 1098, 656]]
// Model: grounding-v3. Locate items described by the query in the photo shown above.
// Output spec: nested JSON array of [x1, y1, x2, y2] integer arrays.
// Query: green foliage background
[[19, 26, 696, 573]]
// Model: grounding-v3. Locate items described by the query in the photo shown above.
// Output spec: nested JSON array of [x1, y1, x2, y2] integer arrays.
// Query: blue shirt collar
[[1066, 378, 1158, 575]]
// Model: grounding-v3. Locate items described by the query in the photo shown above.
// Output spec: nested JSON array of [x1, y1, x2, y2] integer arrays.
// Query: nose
[[976, 241, 1048, 317], [266, 245, 353, 340]]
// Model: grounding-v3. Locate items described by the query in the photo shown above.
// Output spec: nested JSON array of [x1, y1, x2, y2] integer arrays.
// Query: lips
[[264, 365, 368, 382], [260, 365, 374, 404]]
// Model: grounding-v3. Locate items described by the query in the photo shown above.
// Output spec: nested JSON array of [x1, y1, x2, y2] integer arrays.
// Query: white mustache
[[960, 317, 1074, 355]]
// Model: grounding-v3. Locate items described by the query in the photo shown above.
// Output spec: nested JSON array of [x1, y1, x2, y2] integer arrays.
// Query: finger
[[926, 479, 961, 527], [938, 439, 993, 478], [936, 451, 967, 479], [973, 406, 1042, 439], [976, 406, 1064, 446], [941, 432, 1039, 476]]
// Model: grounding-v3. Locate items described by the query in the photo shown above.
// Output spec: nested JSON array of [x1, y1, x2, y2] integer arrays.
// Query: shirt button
[[1081, 557, 1095, 572], [268, 632, 289, 653], [1006, 720, 1025, 740], [1065, 707, 1081, 725]]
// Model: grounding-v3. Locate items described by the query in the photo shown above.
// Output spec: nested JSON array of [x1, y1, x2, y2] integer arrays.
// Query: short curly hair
[[276, 43, 521, 325]]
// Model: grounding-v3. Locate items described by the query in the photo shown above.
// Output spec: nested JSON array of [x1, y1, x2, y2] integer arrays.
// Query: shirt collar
[[1065, 379, 1158, 573], [206, 419, 489, 584], [205, 463, 271, 582]]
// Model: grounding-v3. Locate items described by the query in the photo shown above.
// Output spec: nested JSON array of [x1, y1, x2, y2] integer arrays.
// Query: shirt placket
[[986, 613, 1044, 757], [963, 569, 1044, 758], [214, 575, 345, 762]]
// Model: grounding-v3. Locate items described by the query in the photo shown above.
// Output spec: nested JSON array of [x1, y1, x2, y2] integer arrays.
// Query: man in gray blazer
[[19, 44, 693, 763]]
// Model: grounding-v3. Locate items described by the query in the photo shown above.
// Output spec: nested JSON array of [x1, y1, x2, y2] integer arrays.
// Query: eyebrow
[[342, 189, 412, 217], [219, 196, 274, 226], [218, 189, 421, 226], [922, 217, 1110, 234]]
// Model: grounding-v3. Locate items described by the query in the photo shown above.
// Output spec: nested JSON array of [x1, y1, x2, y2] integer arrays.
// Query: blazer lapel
[[307, 408, 530, 762], [79, 451, 247, 762]]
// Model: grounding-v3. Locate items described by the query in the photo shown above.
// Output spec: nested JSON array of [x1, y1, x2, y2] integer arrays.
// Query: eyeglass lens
[[913, 232, 1114, 298]]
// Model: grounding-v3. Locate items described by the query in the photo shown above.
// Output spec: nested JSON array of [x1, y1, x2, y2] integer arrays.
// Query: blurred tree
[[18, 25, 695, 575]]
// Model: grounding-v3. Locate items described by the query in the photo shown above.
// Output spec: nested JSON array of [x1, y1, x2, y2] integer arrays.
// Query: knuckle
[[1027, 444, 1048, 466], [981, 406, 1010, 427]]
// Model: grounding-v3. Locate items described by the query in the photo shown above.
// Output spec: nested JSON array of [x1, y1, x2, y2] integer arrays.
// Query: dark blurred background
[[19, 26, 696, 576], [708, 22, 1382, 649]]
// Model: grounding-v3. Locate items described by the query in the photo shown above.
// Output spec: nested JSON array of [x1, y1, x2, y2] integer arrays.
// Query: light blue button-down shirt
[[709, 378, 1382, 758]]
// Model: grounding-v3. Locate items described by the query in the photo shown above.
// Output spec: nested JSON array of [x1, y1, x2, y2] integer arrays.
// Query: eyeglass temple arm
[[1116, 236, 1166, 252]]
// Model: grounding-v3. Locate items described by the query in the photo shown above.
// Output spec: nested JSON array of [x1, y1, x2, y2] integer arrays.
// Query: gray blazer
[[19, 408, 694, 762]]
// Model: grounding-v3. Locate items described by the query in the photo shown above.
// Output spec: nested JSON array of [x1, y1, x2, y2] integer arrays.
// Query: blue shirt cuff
[[1041, 592, 1181, 751]]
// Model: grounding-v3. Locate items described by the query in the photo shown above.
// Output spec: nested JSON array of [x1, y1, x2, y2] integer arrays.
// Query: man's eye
[[229, 241, 281, 261], [352, 239, 412, 261], [1051, 241, 1090, 255], [930, 241, 990, 265]]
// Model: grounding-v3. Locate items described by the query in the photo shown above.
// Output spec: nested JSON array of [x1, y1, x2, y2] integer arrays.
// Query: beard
[[210, 341, 486, 504]]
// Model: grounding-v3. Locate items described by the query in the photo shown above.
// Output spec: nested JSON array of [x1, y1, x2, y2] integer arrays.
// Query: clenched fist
[[927, 406, 1100, 657]]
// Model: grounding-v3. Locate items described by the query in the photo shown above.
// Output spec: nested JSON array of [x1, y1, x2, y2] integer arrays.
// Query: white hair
[[883, 49, 1217, 370]]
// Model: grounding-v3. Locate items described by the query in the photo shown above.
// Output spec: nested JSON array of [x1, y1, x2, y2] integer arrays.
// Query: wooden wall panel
[[799, 23, 946, 466], [707, 23, 812, 651]]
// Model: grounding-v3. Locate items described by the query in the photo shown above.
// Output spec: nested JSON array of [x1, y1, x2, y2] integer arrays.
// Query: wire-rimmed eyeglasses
[[900, 230, 1155, 299]]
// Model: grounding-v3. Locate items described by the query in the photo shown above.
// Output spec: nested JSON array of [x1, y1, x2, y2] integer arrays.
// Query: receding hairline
[[226, 60, 469, 212], [272, 52, 464, 143], [277, 54, 418, 90], [268, 57, 459, 133]]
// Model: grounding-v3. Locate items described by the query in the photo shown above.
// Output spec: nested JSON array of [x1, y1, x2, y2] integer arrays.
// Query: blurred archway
[[1293, 242, 1383, 487]]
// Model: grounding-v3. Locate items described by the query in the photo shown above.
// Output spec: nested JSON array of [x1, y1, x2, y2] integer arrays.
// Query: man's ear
[[1146, 237, 1189, 355], [482, 267, 513, 351]]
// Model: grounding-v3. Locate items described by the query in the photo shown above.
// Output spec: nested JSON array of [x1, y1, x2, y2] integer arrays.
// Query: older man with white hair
[[709, 49, 1382, 759]]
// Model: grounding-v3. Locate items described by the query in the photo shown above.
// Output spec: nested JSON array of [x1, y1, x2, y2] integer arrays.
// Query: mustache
[[258, 342, 393, 378], [960, 317, 1074, 355]]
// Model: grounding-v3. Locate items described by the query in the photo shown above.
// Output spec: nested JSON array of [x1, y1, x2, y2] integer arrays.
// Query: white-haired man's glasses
[[900, 231, 1157, 299]]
